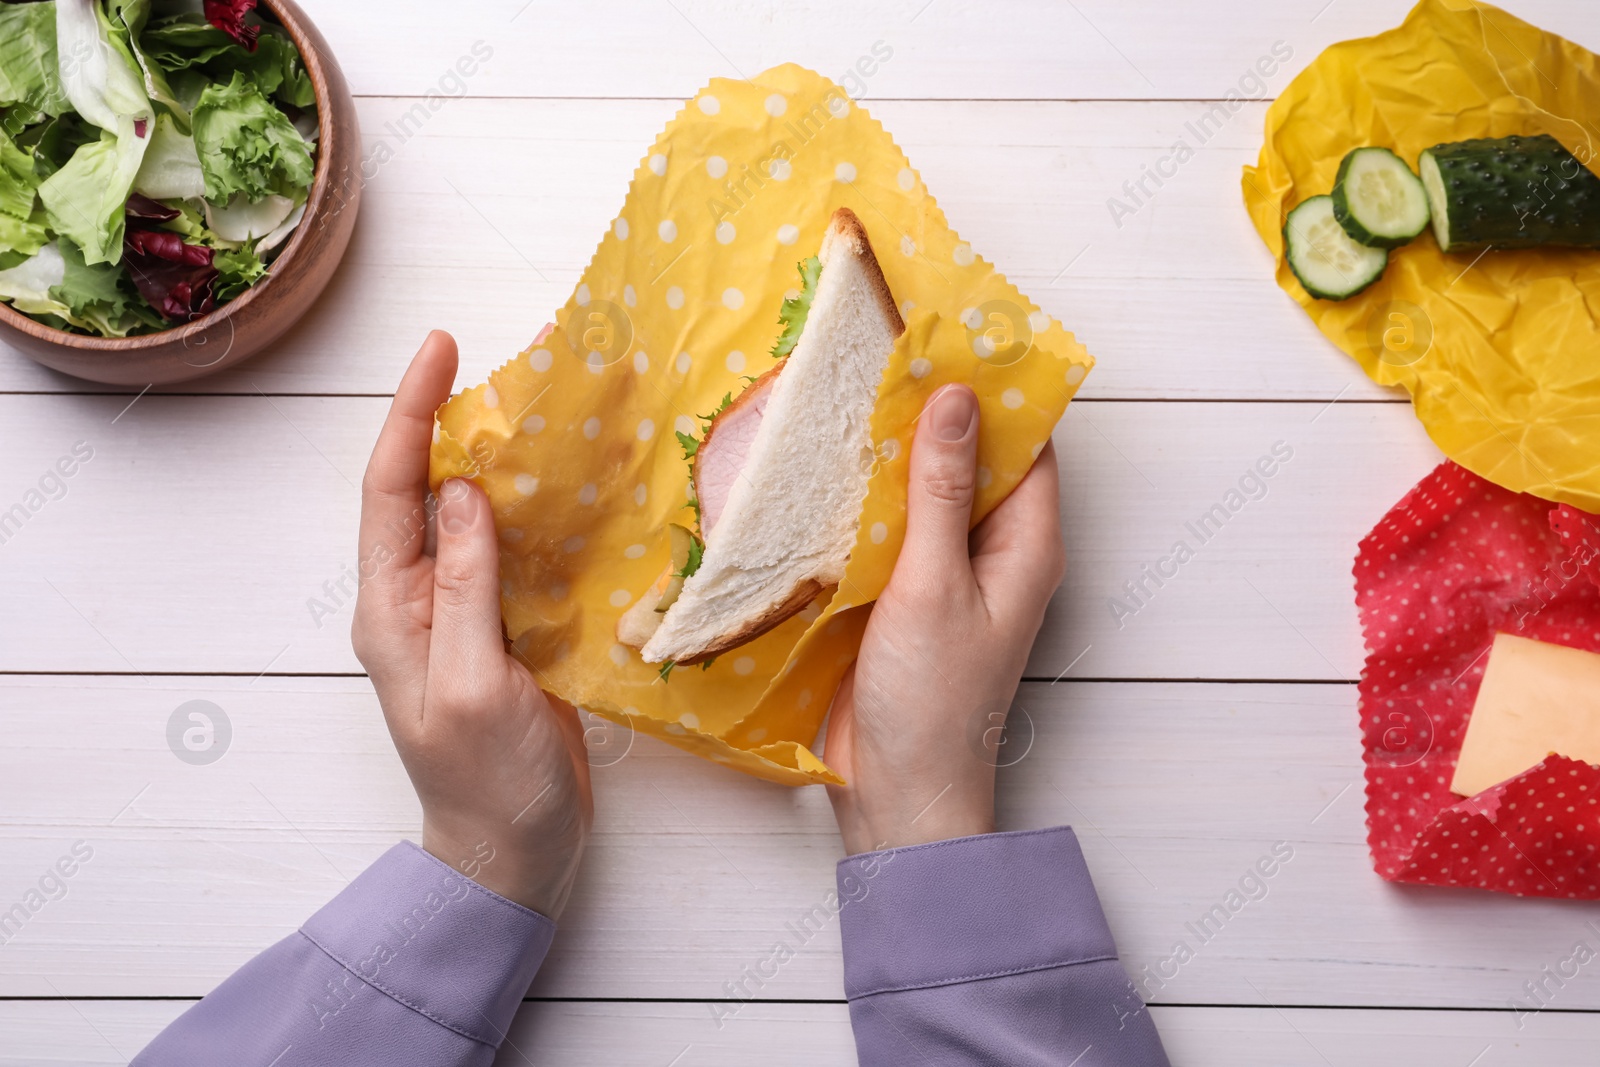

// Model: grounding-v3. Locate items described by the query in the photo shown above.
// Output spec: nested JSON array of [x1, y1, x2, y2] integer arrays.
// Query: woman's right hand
[[824, 384, 1065, 855]]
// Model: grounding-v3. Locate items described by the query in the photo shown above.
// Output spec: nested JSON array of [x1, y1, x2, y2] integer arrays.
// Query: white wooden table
[[4, 2, 1599, 1063]]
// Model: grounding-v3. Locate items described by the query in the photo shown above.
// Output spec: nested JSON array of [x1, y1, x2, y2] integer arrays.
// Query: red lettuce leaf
[[204, 0, 261, 51], [124, 221, 218, 324], [126, 194, 181, 223]]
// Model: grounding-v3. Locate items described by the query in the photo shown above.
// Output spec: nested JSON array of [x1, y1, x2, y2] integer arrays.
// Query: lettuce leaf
[[55, 0, 152, 136], [255, 198, 303, 252], [19, 112, 98, 180], [40, 0, 154, 264], [0, 127, 40, 226], [0, 2, 72, 118], [138, 16, 241, 69], [38, 130, 144, 264], [212, 242, 262, 300], [0, 131, 48, 258], [770, 255, 821, 358], [155, 197, 212, 242], [0, 241, 71, 317], [106, 0, 191, 126], [125, 189, 178, 222], [673, 535, 704, 580], [0, 206, 50, 261], [191, 71, 311, 203], [54, 236, 125, 310], [246, 31, 313, 108], [72, 299, 155, 336], [133, 112, 204, 198], [203, 190, 292, 241], [140, 17, 312, 108]]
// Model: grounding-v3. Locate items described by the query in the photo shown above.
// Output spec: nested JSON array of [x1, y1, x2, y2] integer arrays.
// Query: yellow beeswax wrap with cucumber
[[1242, 0, 1600, 511], [429, 64, 1093, 786]]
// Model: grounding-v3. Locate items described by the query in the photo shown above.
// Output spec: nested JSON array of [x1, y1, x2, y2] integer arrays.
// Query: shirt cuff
[[836, 826, 1117, 1000], [300, 841, 555, 1045]]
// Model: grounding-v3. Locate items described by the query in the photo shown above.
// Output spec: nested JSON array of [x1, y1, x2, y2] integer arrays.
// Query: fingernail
[[440, 479, 480, 535], [930, 386, 978, 442]]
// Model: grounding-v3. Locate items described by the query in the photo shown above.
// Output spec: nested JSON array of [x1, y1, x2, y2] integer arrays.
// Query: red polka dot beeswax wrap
[[1243, 0, 1600, 511], [1356, 460, 1600, 898], [428, 64, 1093, 787]]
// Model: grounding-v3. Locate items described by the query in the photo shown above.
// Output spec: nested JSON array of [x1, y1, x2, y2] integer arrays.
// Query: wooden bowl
[[0, 0, 362, 386]]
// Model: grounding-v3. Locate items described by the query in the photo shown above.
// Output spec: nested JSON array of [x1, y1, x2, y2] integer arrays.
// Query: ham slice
[[694, 365, 781, 539]]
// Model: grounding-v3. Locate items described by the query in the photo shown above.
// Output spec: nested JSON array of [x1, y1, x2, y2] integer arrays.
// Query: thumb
[[899, 384, 980, 586], [429, 478, 507, 682]]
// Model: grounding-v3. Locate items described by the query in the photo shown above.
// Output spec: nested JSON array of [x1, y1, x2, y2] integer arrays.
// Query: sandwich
[[618, 207, 905, 671]]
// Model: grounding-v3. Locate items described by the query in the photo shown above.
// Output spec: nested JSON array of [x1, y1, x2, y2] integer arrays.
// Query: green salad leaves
[[142, 20, 313, 109], [771, 255, 822, 358], [0, 128, 47, 258], [0, 0, 318, 335], [39, 130, 146, 264], [0, 4, 71, 118], [192, 72, 312, 203], [55, 236, 153, 336]]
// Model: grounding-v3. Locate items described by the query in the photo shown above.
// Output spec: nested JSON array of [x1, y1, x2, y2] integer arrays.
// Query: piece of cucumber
[[1331, 147, 1431, 248], [1284, 195, 1389, 300], [653, 523, 701, 613], [1418, 134, 1600, 252]]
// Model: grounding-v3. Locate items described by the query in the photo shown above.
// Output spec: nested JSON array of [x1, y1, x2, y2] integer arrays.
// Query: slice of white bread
[[633, 208, 904, 665]]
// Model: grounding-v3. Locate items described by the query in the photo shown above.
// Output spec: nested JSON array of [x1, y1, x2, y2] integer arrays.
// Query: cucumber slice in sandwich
[[1418, 134, 1600, 252], [1331, 147, 1431, 248], [617, 207, 905, 666], [1284, 194, 1388, 301], [615, 523, 701, 650]]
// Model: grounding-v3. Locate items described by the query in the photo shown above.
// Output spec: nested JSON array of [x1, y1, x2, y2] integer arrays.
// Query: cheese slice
[[1450, 633, 1600, 797]]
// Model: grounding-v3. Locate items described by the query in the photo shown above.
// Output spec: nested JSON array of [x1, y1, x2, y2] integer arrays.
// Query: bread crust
[[825, 207, 906, 337], [670, 579, 827, 666]]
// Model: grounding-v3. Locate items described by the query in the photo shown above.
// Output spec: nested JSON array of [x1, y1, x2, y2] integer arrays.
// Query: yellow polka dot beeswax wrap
[[430, 64, 1093, 786], [1243, 0, 1600, 511]]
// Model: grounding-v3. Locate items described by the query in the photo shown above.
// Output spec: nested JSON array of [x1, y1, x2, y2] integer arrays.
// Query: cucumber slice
[[1331, 147, 1431, 248], [1284, 195, 1389, 301], [1419, 134, 1600, 252], [654, 523, 701, 612]]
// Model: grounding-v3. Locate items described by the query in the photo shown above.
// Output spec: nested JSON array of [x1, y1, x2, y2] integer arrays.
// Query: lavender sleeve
[[837, 826, 1170, 1067], [131, 841, 554, 1067]]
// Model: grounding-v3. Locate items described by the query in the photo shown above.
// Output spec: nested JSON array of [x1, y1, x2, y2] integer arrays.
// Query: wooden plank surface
[[2, 96, 1398, 401], [1, 1001, 1595, 1067], [293, 0, 1597, 103], [0, 397, 1439, 679], [4, 676, 1598, 1010]]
